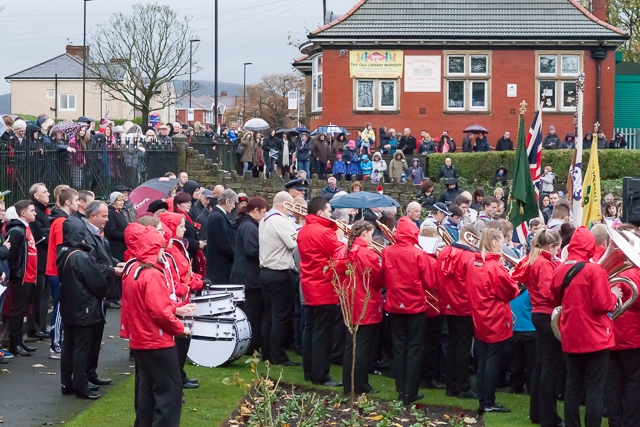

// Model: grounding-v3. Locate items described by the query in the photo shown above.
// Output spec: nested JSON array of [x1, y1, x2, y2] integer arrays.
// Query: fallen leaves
[[107, 335, 115, 339], [32, 364, 46, 368], [0, 369, 10, 374]]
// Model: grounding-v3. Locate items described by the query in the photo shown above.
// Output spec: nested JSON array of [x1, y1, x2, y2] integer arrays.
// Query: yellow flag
[[581, 145, 602, 227]]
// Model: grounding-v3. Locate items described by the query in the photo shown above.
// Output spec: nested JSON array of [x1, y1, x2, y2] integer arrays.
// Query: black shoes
[[313, 380, 342, 387], [280, 361, 302, 367], [90, 377, 112, 385], [9, 346, 31, 357], [20, 343, 37, 352], [27, 331, 49, 339], [458, 389, 479, 399], [183, 382, 199, 389], [186, 377, 198, 384], [422, 380, 446, 389], [76, 391, 101, 400], [105, 302, 121, 309], [61, 385, 75, 396], [88, 382, 100, 391], [480, 403, 511, 413], [403, 392, 424, 405]]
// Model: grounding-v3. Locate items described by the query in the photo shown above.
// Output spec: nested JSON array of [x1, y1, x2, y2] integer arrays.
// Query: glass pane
[[317, 91, 322, 108], [540, 81, 556, 109], [471, 82, 486, 107], [539, 56, 557, 74], [60, 95, 68, 109], [448, 81, 464, 108], [317, 56, 323, 73], [561, 55, 579, 74], [357, 81, 374, 108], [69, 95, 76, 109], [470, 56, 487, 74], [448, 56, 465, 74], [380, 81, 395, 107], [317, 75, 322, 91], [563, 82, 577, 108]]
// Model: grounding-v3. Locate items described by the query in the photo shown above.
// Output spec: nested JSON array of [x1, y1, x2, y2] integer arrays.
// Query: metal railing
[[614, 128, 640, 150]]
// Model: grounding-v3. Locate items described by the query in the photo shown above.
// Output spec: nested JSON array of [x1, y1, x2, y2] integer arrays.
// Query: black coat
[[416, 191, 436, 210], [189, 199, 206, 224], [229, 215, 260, 289], [30, 199, 50, 273], [104, 205, 128, 261], [57, 217, 108, 326], [6, 219, 29, 281], [82, 218, 118, 301], [495, 137, 513, 151], [205, 207, 235, 284], [399, 135, 417, 155]]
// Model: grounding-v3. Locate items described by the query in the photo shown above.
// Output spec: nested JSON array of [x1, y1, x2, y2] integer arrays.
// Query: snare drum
[[187, 307, 252, 368], [205, 284, 246, 303], [191, 293, 235, 317]]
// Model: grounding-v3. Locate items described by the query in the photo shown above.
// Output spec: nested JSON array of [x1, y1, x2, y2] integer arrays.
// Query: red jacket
[[298, 214, 343, 306], [45, 214, 67, 276], [333, 237, 384, 325], [382, 217, 436, 314], [511, 251, 560, 315], [612, 268, 640, 351], [467, 252, 520, 343], [436, 243, 477, 316], [120, 223, 184, 350], [550, 227, 616, 354]]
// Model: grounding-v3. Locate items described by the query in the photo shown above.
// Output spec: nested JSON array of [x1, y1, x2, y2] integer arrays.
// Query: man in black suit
[[398, 128, 417, 155], [206, 189, 238, 284]]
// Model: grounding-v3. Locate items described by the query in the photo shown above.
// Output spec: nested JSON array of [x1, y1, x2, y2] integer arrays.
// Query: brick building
[[294, 0, 628, 145]]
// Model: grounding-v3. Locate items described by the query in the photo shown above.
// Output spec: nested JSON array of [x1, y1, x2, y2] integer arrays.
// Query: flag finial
[[594, 121, 600, 133], [519, 100, 527, 114]]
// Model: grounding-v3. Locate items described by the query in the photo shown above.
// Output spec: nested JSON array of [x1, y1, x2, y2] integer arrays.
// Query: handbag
[[235, 144, 245, 157]]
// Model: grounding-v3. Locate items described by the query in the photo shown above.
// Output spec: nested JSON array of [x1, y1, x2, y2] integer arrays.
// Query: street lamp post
[[243, 62, 252, 126], [189, 38, 201, 122], [82, 0, 94, 116]]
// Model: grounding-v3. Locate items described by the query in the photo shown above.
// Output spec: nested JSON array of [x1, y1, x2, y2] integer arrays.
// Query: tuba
[[551, 227, 640, 341]]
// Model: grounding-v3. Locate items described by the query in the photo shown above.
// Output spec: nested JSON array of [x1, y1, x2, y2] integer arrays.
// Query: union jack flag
[[526, 108, 544, 202]]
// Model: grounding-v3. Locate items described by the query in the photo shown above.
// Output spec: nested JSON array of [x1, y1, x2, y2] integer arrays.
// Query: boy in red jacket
[[550, 226, 620, 427]]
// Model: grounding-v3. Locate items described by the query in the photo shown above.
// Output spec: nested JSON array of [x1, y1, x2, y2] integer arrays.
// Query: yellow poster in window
[[349, 50, 404, 79]]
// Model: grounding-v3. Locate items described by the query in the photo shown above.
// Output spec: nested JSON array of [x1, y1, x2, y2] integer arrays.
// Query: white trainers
[[49, 349, 61, 359]]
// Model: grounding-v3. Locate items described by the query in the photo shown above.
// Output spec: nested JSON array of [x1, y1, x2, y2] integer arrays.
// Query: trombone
[[376, 220, 396, 245], [436, 225, 455, 246]]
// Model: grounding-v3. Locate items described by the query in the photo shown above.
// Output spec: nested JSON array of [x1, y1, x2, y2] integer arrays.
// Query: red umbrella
[[129, 177, 178, 214], [463, 124, 489, 134]]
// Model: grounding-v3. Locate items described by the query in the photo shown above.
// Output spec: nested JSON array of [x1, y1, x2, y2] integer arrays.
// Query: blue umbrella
[[330, 192, 398, 209], [311, 123, 350, 136]]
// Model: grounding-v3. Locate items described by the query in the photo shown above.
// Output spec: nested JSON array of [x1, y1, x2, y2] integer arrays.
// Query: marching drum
[[187, 307, 252, 368], [191, 293, 235, 317], [204, 284, 246, 303]]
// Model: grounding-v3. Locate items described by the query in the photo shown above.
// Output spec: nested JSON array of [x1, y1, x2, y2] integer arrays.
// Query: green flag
[[506, 111, 539, 228]]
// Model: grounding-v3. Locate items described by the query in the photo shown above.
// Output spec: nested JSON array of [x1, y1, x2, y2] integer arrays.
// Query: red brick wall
[[312, 48, 616, 146], [176, 109, 208, 124]]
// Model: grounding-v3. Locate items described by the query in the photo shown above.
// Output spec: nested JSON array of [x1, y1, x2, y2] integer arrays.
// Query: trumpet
[[437, 225, 455, 246], [376, 220, 396, 245], [283, 201, 307, 216]]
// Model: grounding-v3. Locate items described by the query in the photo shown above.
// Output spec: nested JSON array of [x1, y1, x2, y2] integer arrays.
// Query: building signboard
[[404, 55, 442, 92], [349, 50, 404, 79]]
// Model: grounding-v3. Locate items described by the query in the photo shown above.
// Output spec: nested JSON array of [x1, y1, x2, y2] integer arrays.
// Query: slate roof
[[310, 0, 627, 41], [5, 53, 126, 80]]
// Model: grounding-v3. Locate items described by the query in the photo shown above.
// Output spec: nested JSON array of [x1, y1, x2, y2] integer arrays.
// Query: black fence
[[191, 136, 241, 173], [0, 141, 177, 205]]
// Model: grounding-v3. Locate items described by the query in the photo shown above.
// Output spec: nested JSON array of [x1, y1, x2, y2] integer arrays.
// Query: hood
[[372, 152, 382, 161], [232, 213, 257, 230], [182, 180, 201, 198], [445, 178, 459, 191], [361, 154, 369, 162], [395, 216, 419, 246], [61, 216, 88, 248], [585, 132, 593, 139], [5, 218, 26, 233], [351, 153, 360, 162], [378, 127, 387, 136], [124, 222, 164, 264], [158, 212, 183, 236], [49, 205, 69, 220], [441, 243, 477, 277], [26, 123, 40, 142], [412, 157, 420, 165], [495, 166, 509, 175], [567, 226, 596, 261], [393, 151, 406, 161], [565, 132, 575, 141]]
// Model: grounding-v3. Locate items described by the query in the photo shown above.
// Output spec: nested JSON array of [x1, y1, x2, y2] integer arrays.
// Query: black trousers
[[332, 317, 346, 365], [564, 349, 609, 427], [605, 348, 640, 427], [87, 321, 105, 382], [134, 347, 182, 427], [509, 331, 536, 393], [175, 336, 191, 384], [530, 313, 563, 426], [389, 312, 426, 397], [423, 315, 444, 383], [28, 272, 47, 334], [343, 323, 380, 394], [303, 304, 340, 383], [8, 280, 35, 347], [61, 323, 102, 394], [446, 315, 474, 394], [292, 283, 303, 354], [260, 268, 294, 365], [244, 288, 264, 354], [476, 338, 507, 408]]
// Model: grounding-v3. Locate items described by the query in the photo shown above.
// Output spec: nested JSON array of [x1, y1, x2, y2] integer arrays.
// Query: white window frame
[[443, 51, 492, 112], [538, 80, 558, 112], [561, 80, 578, 112], [538, 55, 558, 76], [311, 55, 323, 112], [447, 55, 466, 76], [469, 55, 489, 76], [560, 54, 580, 77], [469, 80, 489, 111], [355, 79, 375, 111], [205, 111, 213, 123], [46, 89, 55, 99], [535, 52, 582, 113], [447, 80, 466, 111], [378, 80, 397, 111], [59, 94, 76, 111]]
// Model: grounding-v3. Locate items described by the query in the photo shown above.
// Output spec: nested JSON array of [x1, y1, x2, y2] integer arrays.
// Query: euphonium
[[551, 227, 640, 341], [436, 225, 454, 246], [333, 218, 384, 257], [283, 201, 307, 216], [463, 231, 480, 248], [376, 220, 396, 245], [502, 251, 524, 271]]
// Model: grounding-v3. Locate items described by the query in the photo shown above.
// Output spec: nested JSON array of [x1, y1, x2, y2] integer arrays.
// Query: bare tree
[[88, 3, 200, 127], [245, 73, 305, 129], [608, 0, 640, 61]]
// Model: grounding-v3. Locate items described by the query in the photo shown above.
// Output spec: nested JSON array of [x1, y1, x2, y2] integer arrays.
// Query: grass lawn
[[64, 351, 601, 427]]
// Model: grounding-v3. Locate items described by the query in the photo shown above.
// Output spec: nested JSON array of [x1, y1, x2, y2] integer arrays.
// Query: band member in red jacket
[[436, 224, 479, 399], [120, 222, 190, 427], [298, 196, 344, 387], [382, 217, 436, 405], [467, 228, 519, 414], [511, 229, 562, 427], [333, 220, 384, 395], [550, 226, 621, 427]]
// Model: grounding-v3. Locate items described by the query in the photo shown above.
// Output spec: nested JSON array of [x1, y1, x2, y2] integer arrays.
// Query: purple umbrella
[[129, 177, 178, 214], [51, 120, 80, 138], [463, 124, 489, 134]]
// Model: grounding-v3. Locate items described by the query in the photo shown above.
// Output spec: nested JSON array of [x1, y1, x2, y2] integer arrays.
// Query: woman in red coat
[[466, 228, 519, 414], [333, 220, 383, 395], [511, 229, 562, 427], [550, 226, 620, 427], [382, 217, 436, 405]]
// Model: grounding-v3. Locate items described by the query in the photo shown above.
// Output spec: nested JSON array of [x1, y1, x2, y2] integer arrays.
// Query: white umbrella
[[244, 118, 270, 131]]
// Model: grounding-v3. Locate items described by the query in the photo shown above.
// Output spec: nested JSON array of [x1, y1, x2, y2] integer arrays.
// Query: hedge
[[424, 149, 640, 185]]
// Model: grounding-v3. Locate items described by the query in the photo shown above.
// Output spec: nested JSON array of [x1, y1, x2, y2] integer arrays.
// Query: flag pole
[[569, 71, 585, 226]]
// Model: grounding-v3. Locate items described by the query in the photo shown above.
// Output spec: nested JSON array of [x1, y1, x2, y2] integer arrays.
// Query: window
[[354, 79, 399, 112], [378, 80, 397, 110], [312, 55, 323, 112], [444, 52, 491, 112], [59, 94, 76, 111], [356, 80, 374, 110], [536, 52, 582, 112], [205, 111, 213, 123], [46, 89, 54, 99]]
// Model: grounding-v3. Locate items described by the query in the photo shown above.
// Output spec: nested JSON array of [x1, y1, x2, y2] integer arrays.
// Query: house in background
[[294, 0, 628, 143], [176, 92, 237, 127], [5, 45, 176, 123]]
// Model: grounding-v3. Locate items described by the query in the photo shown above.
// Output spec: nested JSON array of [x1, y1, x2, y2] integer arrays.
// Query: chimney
[[220, 90, 228, 97], [592, 0, 607, 22], [66, 45, 88, 59]]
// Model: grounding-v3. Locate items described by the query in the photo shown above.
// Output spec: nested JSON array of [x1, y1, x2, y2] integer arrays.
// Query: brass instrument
[[503, 251, 524, 271], [463, 231, 480, 248], [376, 220, 396, 245], [425, 289, 440, 314], [551, 227, 640, 341], [283, 201, 307, 216], [436, 225, 455, 246], [333, 217, 385, 257]]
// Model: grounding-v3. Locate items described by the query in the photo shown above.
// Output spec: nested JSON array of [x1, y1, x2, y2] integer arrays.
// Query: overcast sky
[[1, 0, 355, 95]]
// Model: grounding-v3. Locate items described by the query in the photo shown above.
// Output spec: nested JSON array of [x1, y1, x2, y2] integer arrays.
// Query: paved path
[[0, 310, 131, 427]]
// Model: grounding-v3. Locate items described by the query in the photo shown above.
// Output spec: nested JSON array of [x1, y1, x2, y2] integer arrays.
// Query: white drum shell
[[205, 285, 246, 303], [191, 293, 235, 316]]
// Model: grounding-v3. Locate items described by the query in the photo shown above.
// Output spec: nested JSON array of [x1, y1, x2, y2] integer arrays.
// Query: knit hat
[[549, 125, 555, 131], [13, 119, 26, 131], [174, 192, 192, 205], [109, 192, 122, 205], [336, 152, 342, 160], [348, 140, 356, 148]]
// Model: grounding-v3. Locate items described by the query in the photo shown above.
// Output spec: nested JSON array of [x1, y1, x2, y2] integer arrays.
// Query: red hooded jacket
[[298, 214, 343, 306], [333, 237, 384, 325], [436, 243, 477, 316], [550, 227, 616, 354], [120, 223, 184, 350], [467, 252, 520, 343], [382, 217, 436, 314], [612, 268, 640, 351], [511, 251, 560, 315]]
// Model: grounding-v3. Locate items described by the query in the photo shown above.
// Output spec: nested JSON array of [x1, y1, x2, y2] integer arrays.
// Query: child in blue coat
[[407, 157, 425, 185], [332, 152, 346, 181], [347, 153, 361, 178], [360, 154, 373, 180]]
